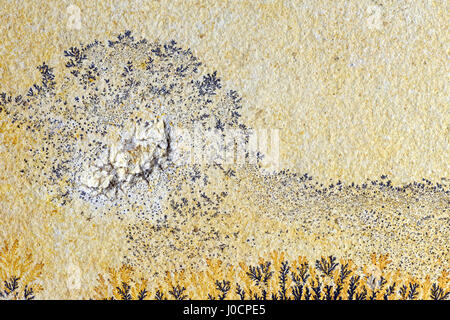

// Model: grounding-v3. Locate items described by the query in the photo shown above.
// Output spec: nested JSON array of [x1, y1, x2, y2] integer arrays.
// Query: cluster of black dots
[[0, 32, 448, 276], [0, 31, 251, 220]]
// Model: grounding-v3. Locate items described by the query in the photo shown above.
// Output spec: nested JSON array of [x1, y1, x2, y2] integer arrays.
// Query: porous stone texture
[[0, 1, 448, 299]]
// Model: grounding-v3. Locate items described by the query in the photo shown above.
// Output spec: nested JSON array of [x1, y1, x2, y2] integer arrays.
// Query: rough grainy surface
[[0, 1, 448, 300]]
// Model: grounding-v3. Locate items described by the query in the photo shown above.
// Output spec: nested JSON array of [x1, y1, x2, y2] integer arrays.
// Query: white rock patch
[[79, 119, 170, 196]]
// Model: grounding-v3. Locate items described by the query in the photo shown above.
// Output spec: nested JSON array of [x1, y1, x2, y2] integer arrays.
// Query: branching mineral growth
[[0, 28, 448, 299]]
